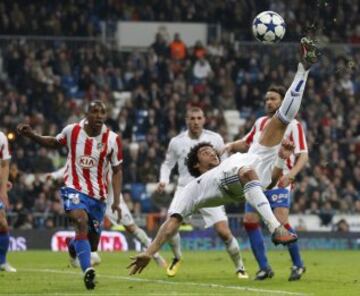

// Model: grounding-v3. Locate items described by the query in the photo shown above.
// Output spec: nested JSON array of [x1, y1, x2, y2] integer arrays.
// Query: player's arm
[[127, 215, 182, 275], [0, 159, 10, 208], [268, 139, 295, 189], [224, 139, 249, 154], [111, 164, 123, 223], [17, 124, 63, 149], [157, 139, 177, 192], [278, 152, 308, 188], [278, 122, 308, 187]]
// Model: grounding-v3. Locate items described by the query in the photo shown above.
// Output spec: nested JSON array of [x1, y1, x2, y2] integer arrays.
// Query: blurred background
[[0, 0, 359, 250]]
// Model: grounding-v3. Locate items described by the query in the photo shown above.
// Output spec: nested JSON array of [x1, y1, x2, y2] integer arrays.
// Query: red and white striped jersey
[[0, 131, 11, 161], [243, 116, 308, 174], [56, 120, 123, 201]]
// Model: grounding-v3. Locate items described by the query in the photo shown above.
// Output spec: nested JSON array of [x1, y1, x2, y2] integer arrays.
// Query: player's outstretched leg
[[167, 232, 182, 277], [259, 37, 320, 148]]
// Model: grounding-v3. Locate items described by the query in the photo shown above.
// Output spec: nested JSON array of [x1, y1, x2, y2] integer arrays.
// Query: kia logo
[[79, 155, 96, 168]]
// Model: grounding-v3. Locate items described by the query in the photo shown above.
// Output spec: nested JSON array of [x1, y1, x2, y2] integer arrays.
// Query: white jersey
[[56, 120, 123, 201], [243, 116, 308, 174], [160, 129, 224, 187], [0, 131, 11, 161], [169, 152, 268, 218]]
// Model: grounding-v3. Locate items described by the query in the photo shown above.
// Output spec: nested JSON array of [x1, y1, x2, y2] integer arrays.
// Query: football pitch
[[1, 250, 359, 295]]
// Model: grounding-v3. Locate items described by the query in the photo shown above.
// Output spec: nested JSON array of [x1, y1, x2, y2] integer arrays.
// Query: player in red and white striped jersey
[[225, 85, 308, 281], [17, 101, 122, 290], [0, 131, 16, 272]]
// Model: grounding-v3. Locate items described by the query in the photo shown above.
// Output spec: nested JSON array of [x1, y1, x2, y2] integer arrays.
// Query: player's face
[[86, 103, 107, 129], [264, 91, 282, 115], [196, 146, 220, 172], [186, 111, 205, 136]]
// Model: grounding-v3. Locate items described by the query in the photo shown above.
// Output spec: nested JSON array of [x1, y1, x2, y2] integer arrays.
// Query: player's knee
[[125, 224, 137, 234], [238, 167, 258, 185]]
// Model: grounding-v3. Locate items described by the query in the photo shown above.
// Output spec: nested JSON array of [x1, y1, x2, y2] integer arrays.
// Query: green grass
[[1, 250, 360, 295]]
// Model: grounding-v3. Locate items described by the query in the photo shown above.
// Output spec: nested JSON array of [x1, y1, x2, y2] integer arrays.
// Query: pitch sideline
[[21, 268, 310, 296]]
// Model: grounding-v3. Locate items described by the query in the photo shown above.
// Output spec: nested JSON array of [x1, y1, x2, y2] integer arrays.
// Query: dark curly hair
[[267, 85, 286, 100], [185, 142, 218, 177]]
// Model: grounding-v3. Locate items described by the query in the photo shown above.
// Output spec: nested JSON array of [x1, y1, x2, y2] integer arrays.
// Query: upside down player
[[17, 101, 122, 290], [157, 107, 248, 279], [127, 37, 320, 275], [225, 85, 308, 281], [0, 131, 16, 272]]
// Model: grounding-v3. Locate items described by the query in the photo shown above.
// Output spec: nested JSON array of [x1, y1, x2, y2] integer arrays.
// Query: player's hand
[[0, 191, 10, 209], [278, 139, 295, 160], [111, 203, 122, 223], [127, 252, 151, 275], [16, 123, 34, 137], [156, 182, 166, 193], [278, 174, 295, 188]]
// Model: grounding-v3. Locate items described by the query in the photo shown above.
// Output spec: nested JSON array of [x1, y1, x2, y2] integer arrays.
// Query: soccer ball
[[252, 11, 286, 44]]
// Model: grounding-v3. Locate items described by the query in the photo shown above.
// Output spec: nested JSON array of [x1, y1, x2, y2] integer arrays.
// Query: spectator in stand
[[169, 33, 187, 60]]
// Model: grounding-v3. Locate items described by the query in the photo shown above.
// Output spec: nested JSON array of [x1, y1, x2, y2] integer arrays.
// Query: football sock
[[0, 231, 9, 265], [244, 222, 269, 270], [133, 227, 152, 247], [74, 234, 91, 272], [277, 63, 309, 124], [244, 181, 280, 233], [224, 236, 245, 271], [168, 232, 182, 260], [285, 223, 303, 267]]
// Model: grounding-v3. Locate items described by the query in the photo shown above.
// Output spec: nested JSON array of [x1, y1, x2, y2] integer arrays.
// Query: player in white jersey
[[0, 131, 16, 272], [47, 166, 167, 269], [17, 101, 122, 290], [128, 37, 320, 275], [225, 85, 308, 281], [157, 107, 248, 279]]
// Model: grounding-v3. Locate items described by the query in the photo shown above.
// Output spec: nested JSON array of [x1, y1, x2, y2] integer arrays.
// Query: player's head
[[186, 107, 205, 137], [186, 142, 220, 177], [85, 100, 107, 129], [265, 85, 286, 116]]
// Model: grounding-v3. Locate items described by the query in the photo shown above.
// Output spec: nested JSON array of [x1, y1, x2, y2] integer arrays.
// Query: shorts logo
[[69, 193, 80, 204], [79, 155, 96, 168]]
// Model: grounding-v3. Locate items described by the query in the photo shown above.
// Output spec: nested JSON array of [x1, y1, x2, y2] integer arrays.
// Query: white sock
[[168, 232, 182, 259], [133, 227, 162, 258], [277, 63, 309, 124], [244, 181, 280, 233], [224, 237, 245, 271]]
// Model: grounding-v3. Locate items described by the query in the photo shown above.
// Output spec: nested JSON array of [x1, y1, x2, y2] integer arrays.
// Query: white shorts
[[106, 193, 134, 226], [249, 142, 280, 188], [168, 186, 228, 228]]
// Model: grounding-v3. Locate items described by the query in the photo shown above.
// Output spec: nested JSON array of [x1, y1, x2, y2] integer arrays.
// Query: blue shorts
[[0, 201, 4, 210], [60, 187, 106, 234], [245, 188, 290, 213]]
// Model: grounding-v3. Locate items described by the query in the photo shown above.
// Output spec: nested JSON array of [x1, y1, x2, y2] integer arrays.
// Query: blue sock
[[245, 223, 269, 270], [0, 232, 10, 265], [74, 235, 91, 272], [285, 224, 303, 267]]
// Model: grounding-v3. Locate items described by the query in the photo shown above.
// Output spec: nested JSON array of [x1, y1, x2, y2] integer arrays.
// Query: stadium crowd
[[0, 1, 359, 230], [0, 0, 359, 43]]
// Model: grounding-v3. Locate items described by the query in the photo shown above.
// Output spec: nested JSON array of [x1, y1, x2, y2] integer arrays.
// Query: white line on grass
[[21, 268, 310, 296]]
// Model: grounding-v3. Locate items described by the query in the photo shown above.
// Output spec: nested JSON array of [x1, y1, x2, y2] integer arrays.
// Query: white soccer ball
[[252, 11, 286, 44]]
